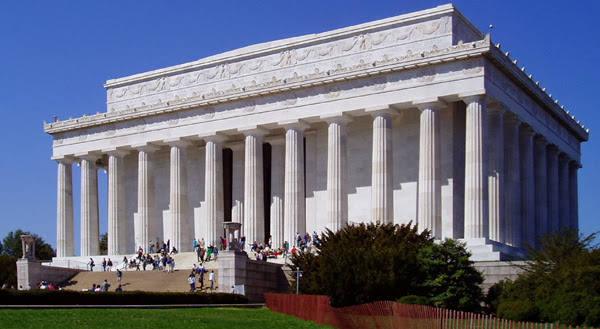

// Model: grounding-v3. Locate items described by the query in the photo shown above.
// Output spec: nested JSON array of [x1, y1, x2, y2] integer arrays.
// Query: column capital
[[569, 160, 582, 169], [365, 105, 398, 117], [164, 137, 192, 148], [519, 124, 536, 137], [413, 98, 447, 111], [200, 132, 229, 144], [503, 112, 521, 126], [279, 119, 310, 132], [238, 126, 269, 137], [559, 153, 571, 163], [265, 136, 286, 146], [460, 93, 488, 105], [76, 152, 101, 162], [52, 155, 76, 165], [547, 144, 559, 156], [534, 135, 548, 146], [321, 113, 353, 125], [226, 141, 245, 151], [132, 143, 160, 153], [104, 148, 130, 158]]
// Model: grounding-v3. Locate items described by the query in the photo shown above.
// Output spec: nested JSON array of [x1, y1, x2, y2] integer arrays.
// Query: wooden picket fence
[[264, 293, 596, 329]]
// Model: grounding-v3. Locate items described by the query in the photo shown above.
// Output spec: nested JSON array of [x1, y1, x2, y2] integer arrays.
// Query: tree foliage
[[291, 222, 484, 309], [419, 239, 484, 312], [99, 233, 108, 255], [0, 229, 56, 287], [493, 229, 600, 326]]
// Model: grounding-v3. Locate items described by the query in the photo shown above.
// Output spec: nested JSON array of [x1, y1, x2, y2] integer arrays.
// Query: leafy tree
[[291, 222, 433, 307], [418, 239, 484, 312], [0, 255, 17, 287], [2, 229, 55, 260], [495, 229, 600, 326], [99, 233, 108, 255]]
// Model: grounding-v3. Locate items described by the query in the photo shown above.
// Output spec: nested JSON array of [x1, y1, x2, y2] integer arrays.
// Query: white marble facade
[[46, 4, 588, 261]]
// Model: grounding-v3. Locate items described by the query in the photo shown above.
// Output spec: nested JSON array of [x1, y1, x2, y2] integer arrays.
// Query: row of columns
[[55, 96, 579, 257]]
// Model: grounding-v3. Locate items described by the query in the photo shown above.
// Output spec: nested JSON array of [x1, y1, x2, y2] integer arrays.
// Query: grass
[[0, 307, 333, 329]]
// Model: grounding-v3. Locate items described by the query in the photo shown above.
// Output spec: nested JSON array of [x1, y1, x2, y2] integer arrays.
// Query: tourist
[[188, 273, 196, 292], [116, 268, 122, 283], [199, 270, 205, 290], [213, 246, 219, 261], [91, 283, 96, 291], [115, 284, 122, 292], [200, 238, 205, 250], [206, 246, 212, 262], [230, 285, 235, 294], [209, 270, 215, 291], [283, 241, 289, 257], [296, 232, 301, 247], [107, 258, 113, 271], [94, 284, 101, 292], [102, 258, 107, 271], [122, 256, 128, 270], [197, 246, 202, 262], [149, 240, 154, 254], [135, 258, 141, 271], [193, 238, 197, 252], [219, 236, 225, 251], [88, 258, 95, 271], [101, 279, 110, 292], [240, 235, 246, 250], [167, 239, 170, 252]]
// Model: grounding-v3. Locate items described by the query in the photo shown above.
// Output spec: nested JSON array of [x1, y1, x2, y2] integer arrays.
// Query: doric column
[[204, 134, 226, 247], [487, 105, 505, 243], [135, 144, 159, 256], [56, 158, 74, 257], [80, 155, 99, 256], [504, 113, 521, 247], [569, 161, 580, 230], [229, 142, 245, 226], [416, 101, 444, 238], [534, 136, 548, 238], [324, 114, 351, 232], [242, 128, 268, 246], [107, 150, 128, 255], [547, 145, 559, 233], [368, 106, 395, 224], [463, 95, 489, 239], [519, 126, 536, 248], [282, 121, 308, 245], [168, 139, 190, 252], [558, 154, 571, 229], [268, 137, 285, 249]]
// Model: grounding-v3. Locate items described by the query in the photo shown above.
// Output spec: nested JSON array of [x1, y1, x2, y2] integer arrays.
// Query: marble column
[[204, 135, 226, 247], [80, 155, 99, 256], [504, 113, 521, 247], [569, 161, 580, 230], [547, 145, 559, 233], [558, 154, 571, 230], [243, 129, 267, 246], [56, 158, 74, 257], [107, 150, 128, 255], [229, 143, 245, 226], [463, 95, 489, 239], [487, 105, 505, 243], [534, 136, 548, 238], [325, 115, 351, 232], [136, 144, 159, 256], [369, 106, 394, 224], [519, 126, 536, 248], [283, 122, 308, 246], [269, 137, 285, 249], [417, 102, 443, 238], [169, 140, 190, 252]]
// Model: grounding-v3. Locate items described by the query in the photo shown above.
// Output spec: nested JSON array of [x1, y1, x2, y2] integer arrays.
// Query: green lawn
[[0, 307, 332, 329]]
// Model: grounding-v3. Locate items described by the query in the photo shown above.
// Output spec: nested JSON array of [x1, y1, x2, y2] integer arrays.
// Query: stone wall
[[474, 260, 525, 292], [17, 259, 84, 289]]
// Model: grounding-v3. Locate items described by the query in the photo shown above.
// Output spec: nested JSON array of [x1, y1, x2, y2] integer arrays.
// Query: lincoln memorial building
[[44, 4, 588, 261]]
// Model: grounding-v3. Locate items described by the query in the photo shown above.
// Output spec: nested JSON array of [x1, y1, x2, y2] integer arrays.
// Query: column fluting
[[568, 161, 579, 230], [136, 145, 158, 256], [230, 143, 245, 227], [370, 108, 394, 224], [283, 122, 307, 246], [547, 145, 559, 233], [169, 140, 190, 252], [326, 116, 350, 232], [504, 113, 521, 247], [417, 103, 442, 238], [464, 95, 489, 239], [80, 156, 99, 256], [519, 126, 536, 248], [244, 130, 266, 246], [534, 136, 548, 238], [56, 159, 74, 257], [558, 154, 571, 230], [269, 137, 285, 249], [204, 136, 226, 247], [107, 150, 127, 255], [487, 106, 505, 243]]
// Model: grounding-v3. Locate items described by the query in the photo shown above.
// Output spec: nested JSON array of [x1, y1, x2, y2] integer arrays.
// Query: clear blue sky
[[1, 1, 598, 252]]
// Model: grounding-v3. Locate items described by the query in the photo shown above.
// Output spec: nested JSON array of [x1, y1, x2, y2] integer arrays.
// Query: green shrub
[[0, 289, 248, 305], [397, 295, 432, 306], [497, 300, 538, 322]]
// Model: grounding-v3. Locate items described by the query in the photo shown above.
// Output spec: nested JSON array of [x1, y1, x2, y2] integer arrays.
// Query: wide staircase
[[63, 252, 221, 293]]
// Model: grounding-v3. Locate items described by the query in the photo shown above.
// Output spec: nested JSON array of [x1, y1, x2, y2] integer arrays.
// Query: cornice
[[44, 37, 489, 134]]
